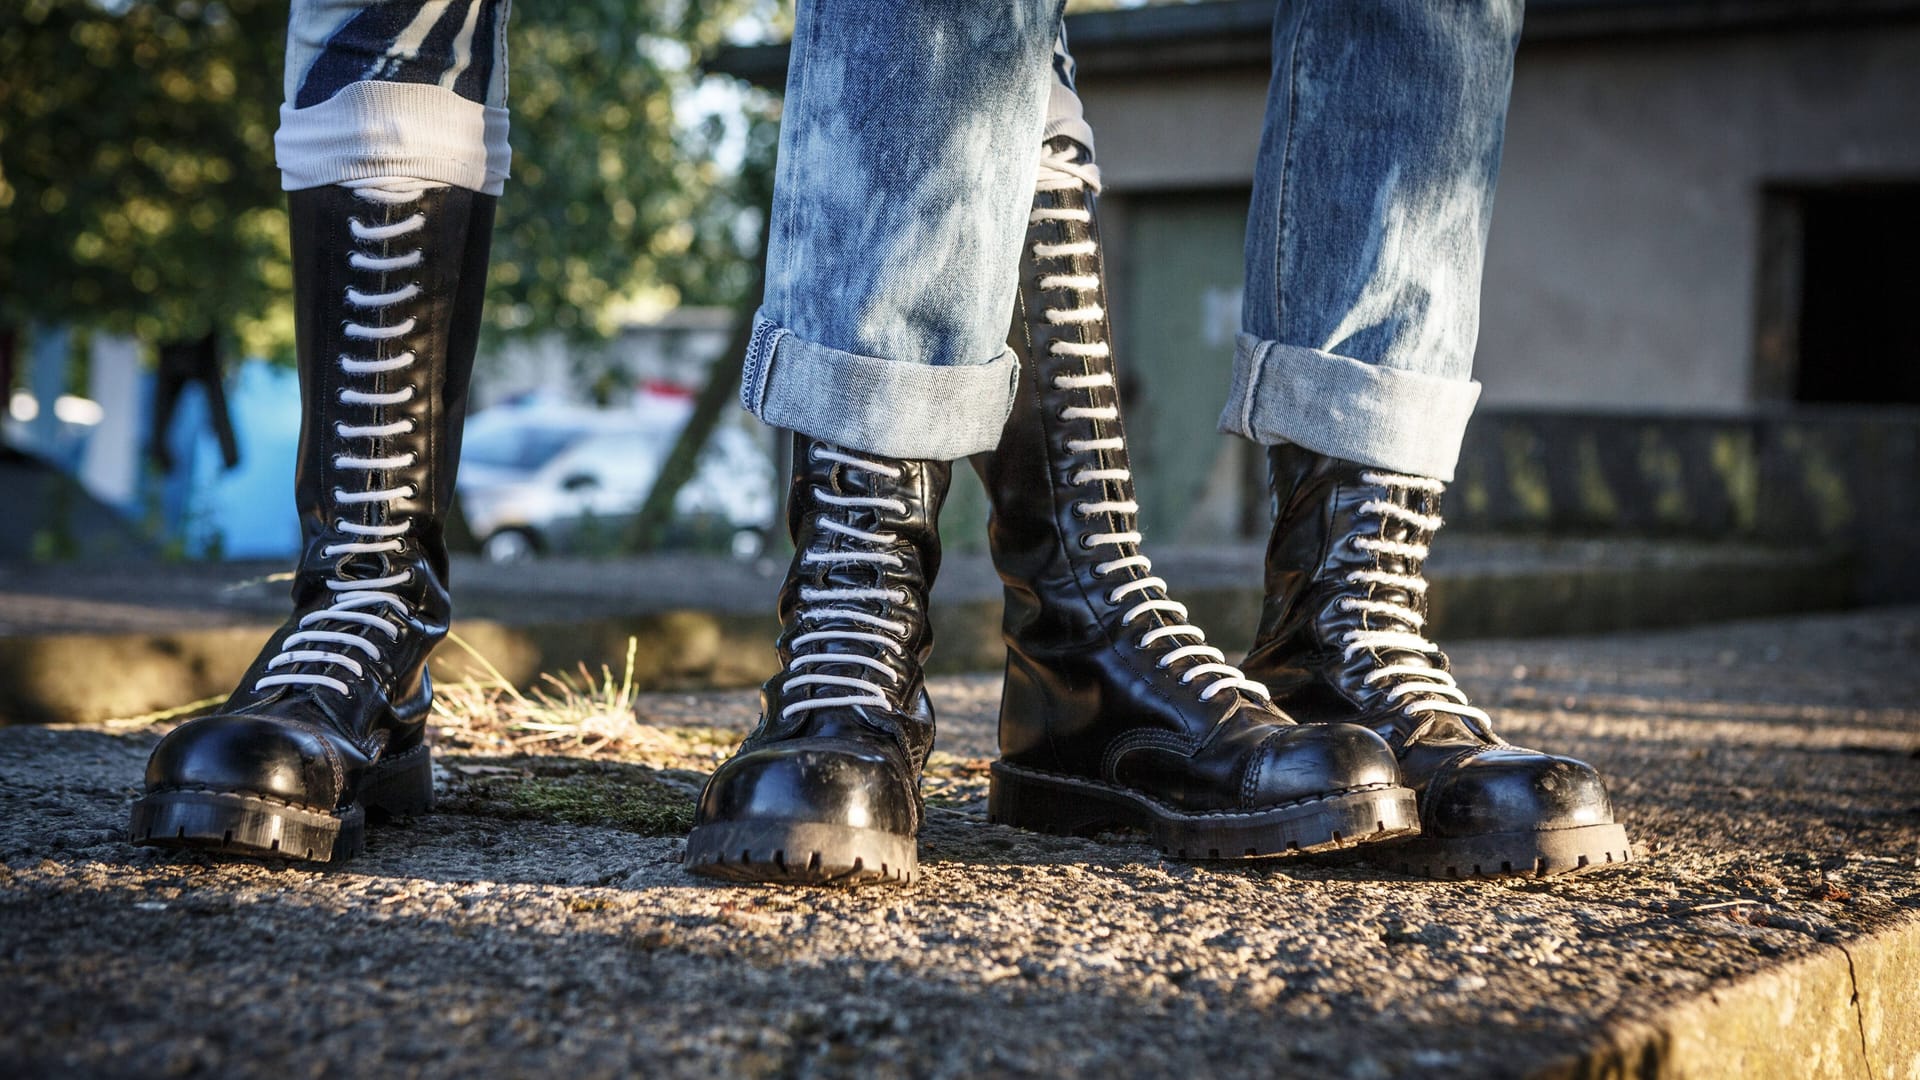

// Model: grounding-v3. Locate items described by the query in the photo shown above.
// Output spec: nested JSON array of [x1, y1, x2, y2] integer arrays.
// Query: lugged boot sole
[[127, 743, 435, 864], [1385, 821, 1633, 879], [989, 761, 1420, 860], [683, 820, 917, 886]]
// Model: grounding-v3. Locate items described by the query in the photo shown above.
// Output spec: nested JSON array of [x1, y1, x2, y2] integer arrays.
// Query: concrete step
[[0, 536, 1852, 724], [1, 607, 1915, 1077]]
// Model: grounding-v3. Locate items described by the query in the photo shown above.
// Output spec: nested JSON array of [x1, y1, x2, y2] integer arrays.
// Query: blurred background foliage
[[0, 0, 780, 365]]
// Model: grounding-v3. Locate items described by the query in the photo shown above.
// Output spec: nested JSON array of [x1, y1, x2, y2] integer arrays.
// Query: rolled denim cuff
[[740, 314, 1020, 461], [1218, 332, 1482, 481]]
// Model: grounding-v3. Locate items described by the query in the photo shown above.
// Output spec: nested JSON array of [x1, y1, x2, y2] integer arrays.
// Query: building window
[[1756, 184, 1920, 406]]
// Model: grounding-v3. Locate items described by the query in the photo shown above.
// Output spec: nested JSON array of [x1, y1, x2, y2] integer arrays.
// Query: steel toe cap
[[142, 714, 342, 810], [1420, 746, 1616, 838], [695, 740, 919, 838], [1250, 721, 1404, 806]]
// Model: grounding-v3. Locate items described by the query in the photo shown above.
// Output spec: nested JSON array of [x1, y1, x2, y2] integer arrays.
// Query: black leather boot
[[685, 436, 950, 886], [976, 139, 1418, 860], [1243, 445, 1633, 877], [129, 183, 494, 863]]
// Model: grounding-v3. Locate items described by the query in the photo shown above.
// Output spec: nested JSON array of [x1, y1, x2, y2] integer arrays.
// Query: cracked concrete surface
[[2, 609, 1917, 1078]]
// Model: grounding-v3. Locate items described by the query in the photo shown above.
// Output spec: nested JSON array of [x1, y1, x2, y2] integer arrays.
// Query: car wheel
[[482, 528, 539, 564]]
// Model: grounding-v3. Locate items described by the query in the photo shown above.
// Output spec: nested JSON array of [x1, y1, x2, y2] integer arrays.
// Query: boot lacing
[[1030, 159, 1267, 705], [782, 446, 913, 719], [1339, 470, 1497, 739], [256, 185, 426, 696]]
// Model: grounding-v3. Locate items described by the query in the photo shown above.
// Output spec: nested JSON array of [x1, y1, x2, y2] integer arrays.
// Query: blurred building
[[715, 0, 1920, 597]]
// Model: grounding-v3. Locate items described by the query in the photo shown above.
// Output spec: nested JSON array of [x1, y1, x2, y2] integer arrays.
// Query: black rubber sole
[[1385, 821, 1633, 879], [128, 743, 435, 864], [988, 761, 1420, 859], [683, 820, 917, 886]]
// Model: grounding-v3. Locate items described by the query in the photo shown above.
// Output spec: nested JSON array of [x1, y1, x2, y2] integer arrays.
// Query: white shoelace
[[1032, 179, 1268, 705], [255, 186, 425, 697], [781, 447, 912, 720], [1034, 141, 1102, 193], [1339, 471, 1495, 733]]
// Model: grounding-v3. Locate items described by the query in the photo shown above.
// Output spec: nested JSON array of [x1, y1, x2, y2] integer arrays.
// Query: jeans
[[1224, 0, 1522, 479], [741, 1, 1063, 461], [747, 0, 1522, 479], [276, 0, 1522, 480]]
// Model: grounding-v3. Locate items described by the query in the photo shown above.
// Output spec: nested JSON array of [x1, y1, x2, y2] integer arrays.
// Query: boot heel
[[361, 744, 435, 818], [988, 762, 1132, 836]]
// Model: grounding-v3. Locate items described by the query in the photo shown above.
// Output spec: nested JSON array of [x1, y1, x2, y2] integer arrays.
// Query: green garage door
[[1114, 189, 1257, 543]]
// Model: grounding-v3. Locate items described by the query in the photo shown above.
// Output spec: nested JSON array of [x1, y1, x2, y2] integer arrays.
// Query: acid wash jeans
[[744, 0, 1523, 481]]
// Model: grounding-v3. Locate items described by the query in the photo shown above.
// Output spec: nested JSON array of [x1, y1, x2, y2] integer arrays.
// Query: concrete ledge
[[1, 608, 1914, 1076], [0, 540, 1852, 724], [1539, 913, 1920, 1079]]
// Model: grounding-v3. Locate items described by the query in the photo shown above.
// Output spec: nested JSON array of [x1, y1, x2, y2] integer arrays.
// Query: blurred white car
[[456, 393, 776, 562]]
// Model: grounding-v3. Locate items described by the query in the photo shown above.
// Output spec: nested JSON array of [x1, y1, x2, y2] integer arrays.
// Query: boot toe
[[695, 740, 918, 837], [1250, 722, 1403, 806], [1421, 746, 1615, 838], [144, 714, 341, 809]]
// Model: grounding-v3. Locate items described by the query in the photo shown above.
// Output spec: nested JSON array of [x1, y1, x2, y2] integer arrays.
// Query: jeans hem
[[740, 314, 1019, 461], [1218, 332, 1481, 481]]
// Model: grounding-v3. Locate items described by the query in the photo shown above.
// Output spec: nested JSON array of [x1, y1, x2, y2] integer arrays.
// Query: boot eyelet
[[1070, 503, 1090, 518], [1077, 534, 1097, 550]]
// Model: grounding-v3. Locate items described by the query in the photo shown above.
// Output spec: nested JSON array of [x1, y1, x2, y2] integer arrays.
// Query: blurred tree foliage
[[0, 0, 776, 366]]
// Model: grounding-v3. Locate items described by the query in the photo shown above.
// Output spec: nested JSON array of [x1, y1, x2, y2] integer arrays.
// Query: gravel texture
[[2, 609, 1917, 1078]]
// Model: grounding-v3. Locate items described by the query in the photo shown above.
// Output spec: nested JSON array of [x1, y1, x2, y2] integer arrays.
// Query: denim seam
[[739, 315, 785, 417], [1235, 336, 1271, 438], [1268, 0, 1310, 338], [769, 0, 830, 328]]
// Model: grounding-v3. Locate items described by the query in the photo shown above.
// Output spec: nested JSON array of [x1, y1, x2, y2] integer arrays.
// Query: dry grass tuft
[[432, 633, 648, 756]]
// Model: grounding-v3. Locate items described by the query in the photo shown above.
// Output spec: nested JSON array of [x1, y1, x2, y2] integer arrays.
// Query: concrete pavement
[[1, 608, 1915, 1077]]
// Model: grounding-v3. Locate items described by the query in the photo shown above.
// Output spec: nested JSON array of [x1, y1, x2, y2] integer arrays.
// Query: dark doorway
[[1778, 185, 1920, 405]]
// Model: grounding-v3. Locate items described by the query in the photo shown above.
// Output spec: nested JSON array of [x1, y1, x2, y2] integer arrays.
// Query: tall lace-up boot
[[1243, 445, 1633, 877], [976, 139, 1418, 860], [685, 437, 950, 885], [129, 182, 494, 863]]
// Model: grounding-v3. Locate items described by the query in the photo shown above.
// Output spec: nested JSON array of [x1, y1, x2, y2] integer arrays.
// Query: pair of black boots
[[131, 154, 1631, 881], [681, 145, 1629, 884]]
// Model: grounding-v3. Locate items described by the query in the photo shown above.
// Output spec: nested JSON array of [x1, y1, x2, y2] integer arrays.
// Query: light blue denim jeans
[[746, 0, 1523, 480], [741, 0, 1064, 461], [1223, 0, 1523, 480]]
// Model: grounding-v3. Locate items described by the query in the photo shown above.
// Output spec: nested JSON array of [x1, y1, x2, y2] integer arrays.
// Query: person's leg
[[130, 0, 507, 863], [975, 35, 1418, 858], [738, 2, 1059, 462], [1229, 0, 1632, 877], [688, 0, 1063, 886]]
